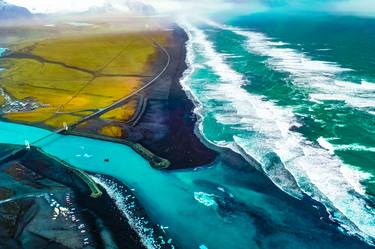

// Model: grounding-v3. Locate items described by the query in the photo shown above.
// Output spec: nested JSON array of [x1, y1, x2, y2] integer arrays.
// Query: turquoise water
[[225, 14, 375, 189], [1, 16, 375, 248], [0, 120, 51, 145], [224, 14, 375, 191], [0, 47, 5, 71], [0, 120, 372, 249], [179, 14, 375, 246]]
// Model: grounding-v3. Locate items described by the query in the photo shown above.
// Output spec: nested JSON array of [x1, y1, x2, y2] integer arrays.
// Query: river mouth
[[0, 141, 161, 249], [0, 120, 373, 249], [1, 13, 375, 249]]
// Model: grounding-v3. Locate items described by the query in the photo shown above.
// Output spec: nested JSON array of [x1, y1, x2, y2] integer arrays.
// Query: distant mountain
[[124, 0, 156, 15], [0, 0, 32, 20], [85, 3, 122, 15], [85, 0, 156, 16]]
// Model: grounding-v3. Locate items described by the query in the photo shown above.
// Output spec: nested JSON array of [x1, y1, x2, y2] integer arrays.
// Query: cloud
[[6, 0, 104, 13], [144, 0, 267, 15], [328, 0, 375, 16], [5, 0, 268, 18], [5, 0, 375, 17]]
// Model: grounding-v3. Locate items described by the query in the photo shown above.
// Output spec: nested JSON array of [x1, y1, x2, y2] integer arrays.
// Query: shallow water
[[1, 15, 375, 247], [177, 14, 375, 243], [0, 120, 372, 249]]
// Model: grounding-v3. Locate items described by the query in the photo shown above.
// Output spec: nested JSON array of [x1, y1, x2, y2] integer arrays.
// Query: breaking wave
[[92, 176, 164, 249], [179, 20, 375, 245], [206, 21, 375, 113], [318, 136, 375, 153]]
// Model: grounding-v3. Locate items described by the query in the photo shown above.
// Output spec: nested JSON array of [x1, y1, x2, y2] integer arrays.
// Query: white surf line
[[92, 176, 163, 249], [317, 136, 374, 194], [180, 20, 375, 244], [315, 137, 375, 155], [206, 20, 375, 113], [0, 193, 46, 205], [334, 144, 375, 152]]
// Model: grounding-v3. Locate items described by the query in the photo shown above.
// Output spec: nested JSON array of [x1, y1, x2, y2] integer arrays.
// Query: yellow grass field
[[32, 34, 156, 75], [0, 21, 168, 129], [99, 125, 124, 138], [100, 99, 138, 122]]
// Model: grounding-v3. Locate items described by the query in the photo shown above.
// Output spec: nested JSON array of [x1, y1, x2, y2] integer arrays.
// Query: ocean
[[1, 14, 375, 248], [180, 13, 375, 246], [0, 118, 372, 249]]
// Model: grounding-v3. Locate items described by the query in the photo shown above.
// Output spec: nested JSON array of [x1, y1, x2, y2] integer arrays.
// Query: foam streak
[[180, 20, 375, 244]]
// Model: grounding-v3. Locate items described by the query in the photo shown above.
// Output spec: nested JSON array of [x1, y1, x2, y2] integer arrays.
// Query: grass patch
[[0, 28, 168, 128], [99, 125, 124, 138], [44, 114, 82, 128], [100, 99, 138, 122], [31, 34, 156, 75]]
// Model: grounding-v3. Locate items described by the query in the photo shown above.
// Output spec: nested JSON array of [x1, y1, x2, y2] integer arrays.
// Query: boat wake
[[179, 20, 375, 245]]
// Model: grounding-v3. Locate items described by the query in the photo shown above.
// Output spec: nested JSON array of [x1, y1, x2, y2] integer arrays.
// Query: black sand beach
[[134, 25, 217, 169], [0, 145, 173, 249], [0, 23, 215, 249], [70, 24, 217, 170]]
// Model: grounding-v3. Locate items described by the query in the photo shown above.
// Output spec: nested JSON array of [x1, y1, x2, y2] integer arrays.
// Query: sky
[[5, 0, 262, 13], [7, 0, 105, 13], [5, 0, 375, 16], [5, 0, 266, 15]]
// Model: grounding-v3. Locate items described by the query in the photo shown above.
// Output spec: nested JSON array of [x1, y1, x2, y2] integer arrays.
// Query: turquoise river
[[1, 13, 375, 249]]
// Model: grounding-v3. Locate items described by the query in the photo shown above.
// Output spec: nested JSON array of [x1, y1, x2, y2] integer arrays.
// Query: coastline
[[59, 23, 218, 170], [0, 22, 216, 248], [126, 24, 218, 169], [0, 24, 218, 171], [0, 145, 165, 249], [176, 23, 375, 247], [1, 20, 374, 249]]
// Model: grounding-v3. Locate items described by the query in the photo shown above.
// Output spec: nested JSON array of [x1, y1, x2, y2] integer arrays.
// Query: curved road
[[66, 37, 171, 130], [0, 36, 171, 199]]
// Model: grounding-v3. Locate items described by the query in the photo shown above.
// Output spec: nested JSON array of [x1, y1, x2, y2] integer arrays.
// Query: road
[[0, 37, 171, 199], [66, 38, 171, 130]]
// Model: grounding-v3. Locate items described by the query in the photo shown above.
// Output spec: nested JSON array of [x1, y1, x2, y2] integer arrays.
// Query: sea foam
[[206, 21, 375, 113], [180, 20, 375, 244], [92, 176, 164, 249]]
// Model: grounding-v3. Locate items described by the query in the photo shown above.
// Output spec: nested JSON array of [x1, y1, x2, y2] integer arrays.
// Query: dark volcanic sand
[[134, 25, 217, 169], [74, 25, 217, 170], [0, 146, 170, 249], [0, 22, 217, 249]]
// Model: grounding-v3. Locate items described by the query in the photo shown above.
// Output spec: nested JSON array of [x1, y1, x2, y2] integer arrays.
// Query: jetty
[[0, 132, 102, 198], [0, 38, 171, 198]]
